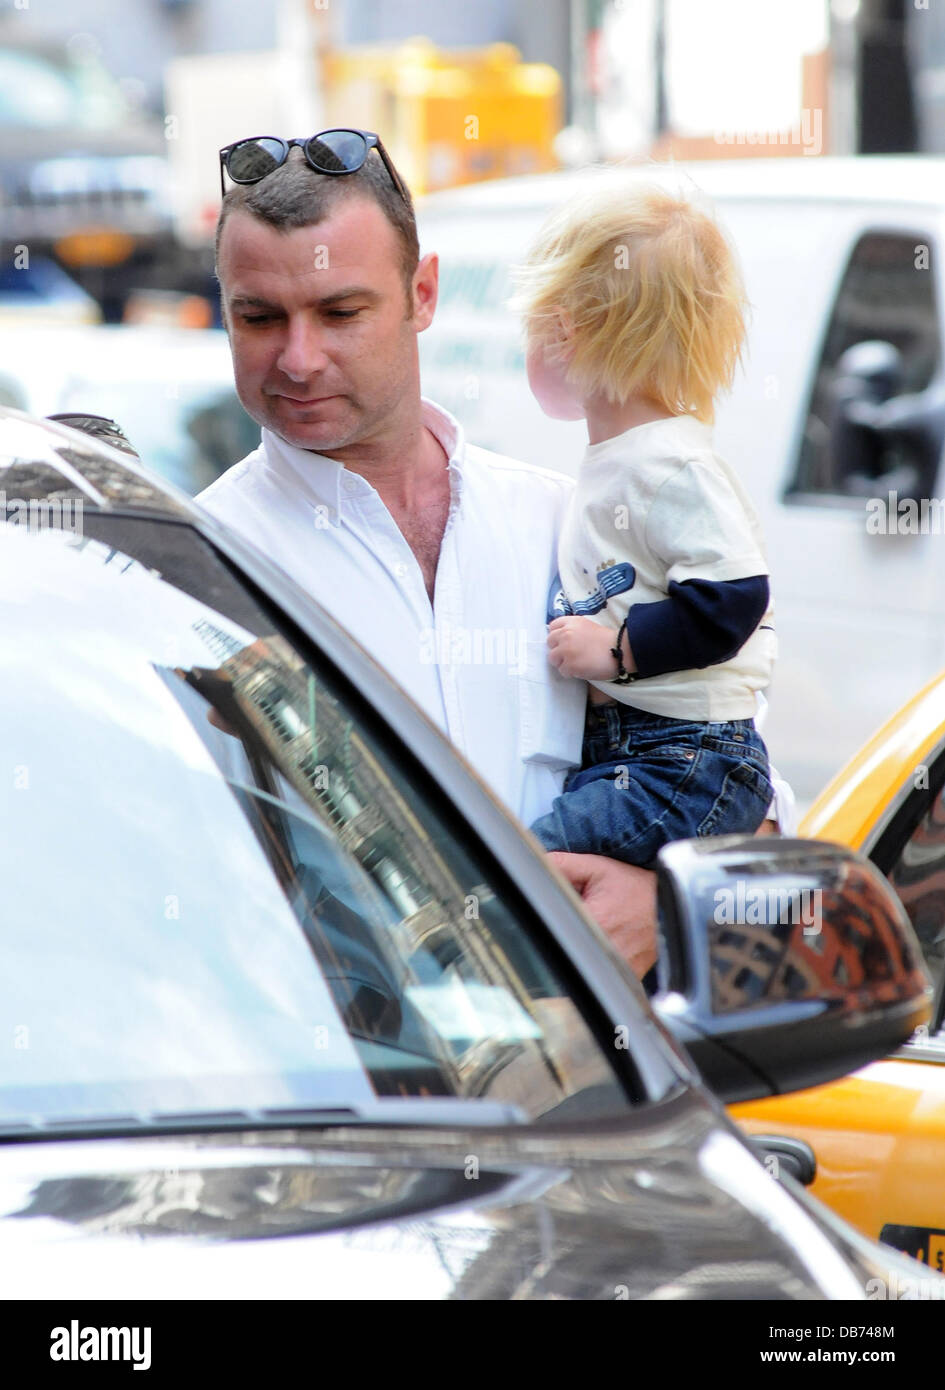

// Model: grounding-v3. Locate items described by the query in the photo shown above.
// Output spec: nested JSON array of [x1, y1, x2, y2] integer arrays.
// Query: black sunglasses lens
[[305, 130, 368, 174], [226, 138, 286, 183]]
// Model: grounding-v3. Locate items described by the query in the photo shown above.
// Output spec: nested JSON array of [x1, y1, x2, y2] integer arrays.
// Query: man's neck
[[324, 407, 452, 604], [356, 423, 450, 511], [320, 406, 449, 510]]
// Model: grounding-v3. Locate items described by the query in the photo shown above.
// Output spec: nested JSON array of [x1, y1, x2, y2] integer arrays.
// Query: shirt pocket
[[517, 635, 586, 769]]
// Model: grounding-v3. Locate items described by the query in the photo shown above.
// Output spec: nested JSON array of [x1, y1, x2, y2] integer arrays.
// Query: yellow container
[[322, 39, 561, 195]]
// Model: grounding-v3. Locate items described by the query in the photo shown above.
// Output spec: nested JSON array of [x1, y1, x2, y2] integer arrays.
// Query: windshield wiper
[[0, 1097, 528, 1143], [260, 1098, 528, 1127]]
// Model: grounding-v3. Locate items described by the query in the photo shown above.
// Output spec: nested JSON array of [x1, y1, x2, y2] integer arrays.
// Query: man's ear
[[412, 251, 438, 331]]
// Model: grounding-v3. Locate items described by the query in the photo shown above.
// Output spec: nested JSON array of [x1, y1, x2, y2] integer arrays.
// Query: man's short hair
[[510, 180, 747, 424], [215, 146, 420, 307]]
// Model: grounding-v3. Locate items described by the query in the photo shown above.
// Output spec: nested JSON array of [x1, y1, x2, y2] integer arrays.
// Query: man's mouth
[[277, 393, 339, 405]]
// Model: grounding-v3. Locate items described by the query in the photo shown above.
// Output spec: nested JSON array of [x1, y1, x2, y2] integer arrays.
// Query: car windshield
[[0, 513, 628, 1131]]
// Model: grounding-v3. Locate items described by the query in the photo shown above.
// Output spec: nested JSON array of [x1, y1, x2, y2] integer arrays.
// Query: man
[[198, 132, 791, 980]]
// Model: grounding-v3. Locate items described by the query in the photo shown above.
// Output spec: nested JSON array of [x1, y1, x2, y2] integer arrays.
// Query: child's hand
[[547, 616, 620, 680]]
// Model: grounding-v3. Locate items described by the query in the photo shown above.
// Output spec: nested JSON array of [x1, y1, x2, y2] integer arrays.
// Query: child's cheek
[[525, 343, 584, 421]]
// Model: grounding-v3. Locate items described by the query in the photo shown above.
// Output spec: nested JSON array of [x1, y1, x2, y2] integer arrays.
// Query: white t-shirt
[[557, 414, 777, 721]]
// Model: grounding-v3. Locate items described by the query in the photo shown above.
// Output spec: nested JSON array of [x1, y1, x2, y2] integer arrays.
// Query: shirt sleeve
[[645, 459, 769, 585], [754, 694, 797, 831], [767, 763, 798, 833], [625, 575, 770, 677]]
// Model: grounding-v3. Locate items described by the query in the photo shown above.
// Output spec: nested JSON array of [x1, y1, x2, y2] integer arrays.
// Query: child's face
[[525, 338, 585, 422]]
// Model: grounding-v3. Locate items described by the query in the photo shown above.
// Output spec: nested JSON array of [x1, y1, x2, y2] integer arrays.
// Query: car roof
[[418, 155, 945, 217]]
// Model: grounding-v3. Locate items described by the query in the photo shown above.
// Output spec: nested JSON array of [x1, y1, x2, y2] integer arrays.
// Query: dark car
[[0, 406, 938, 1300], [0, 25, 191, 319]]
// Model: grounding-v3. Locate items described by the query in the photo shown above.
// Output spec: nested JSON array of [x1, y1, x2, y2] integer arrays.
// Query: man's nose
[[276, 316, 329, 381]]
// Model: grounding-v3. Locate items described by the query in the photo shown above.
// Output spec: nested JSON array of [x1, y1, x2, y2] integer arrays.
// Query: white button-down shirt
[[197, 398, 795, 833], [197, 398, 588, 827]]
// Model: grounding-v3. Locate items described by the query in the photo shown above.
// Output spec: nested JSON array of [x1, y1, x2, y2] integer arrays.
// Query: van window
[[789, 232, 941, 499]]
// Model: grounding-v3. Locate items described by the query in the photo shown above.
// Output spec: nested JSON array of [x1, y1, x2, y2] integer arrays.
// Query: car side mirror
[[46, 413, 140, 459], [651, 836, 931, 1104]]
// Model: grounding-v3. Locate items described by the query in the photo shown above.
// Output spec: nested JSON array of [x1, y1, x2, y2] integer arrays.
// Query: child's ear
[[548, 307, 575, 358]]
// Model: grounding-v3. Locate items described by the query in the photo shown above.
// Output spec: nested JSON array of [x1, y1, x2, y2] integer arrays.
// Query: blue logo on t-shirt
[[547, 561, 635, 621]]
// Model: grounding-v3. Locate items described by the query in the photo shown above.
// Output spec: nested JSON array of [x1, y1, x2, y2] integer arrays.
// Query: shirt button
[[342, 476, 359, 493], [394, 562, 408, 579]]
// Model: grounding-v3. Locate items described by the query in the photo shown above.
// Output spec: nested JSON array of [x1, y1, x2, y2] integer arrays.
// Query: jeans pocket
[[696, 757, 774, 838]]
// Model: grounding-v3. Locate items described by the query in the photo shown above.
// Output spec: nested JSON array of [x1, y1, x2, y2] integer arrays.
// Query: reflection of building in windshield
[[191, 617, 246, 665], [19, 1153, 497, 1246], [193, 631, 573, 1111]]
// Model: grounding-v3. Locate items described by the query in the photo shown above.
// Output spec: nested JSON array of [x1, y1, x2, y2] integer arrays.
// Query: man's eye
[[328, 309, 360, 319], [241, 314, 272, 325]]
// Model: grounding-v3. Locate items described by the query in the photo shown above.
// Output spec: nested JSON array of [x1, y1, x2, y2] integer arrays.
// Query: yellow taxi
[[733, 669, 945, 1267]]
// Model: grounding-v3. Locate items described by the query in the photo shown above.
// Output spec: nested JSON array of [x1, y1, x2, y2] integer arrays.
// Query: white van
[[417, 156, 945, 802]]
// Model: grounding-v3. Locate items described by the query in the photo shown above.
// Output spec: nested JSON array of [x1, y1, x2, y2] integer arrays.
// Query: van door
[[713, 202, 945, 800]]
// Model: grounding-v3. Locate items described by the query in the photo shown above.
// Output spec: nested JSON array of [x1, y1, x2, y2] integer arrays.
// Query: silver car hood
[[0, 1093, 923, 1301]]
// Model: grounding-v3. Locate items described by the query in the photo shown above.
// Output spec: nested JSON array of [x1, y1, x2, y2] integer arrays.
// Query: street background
[[0, 0, 939, 803]]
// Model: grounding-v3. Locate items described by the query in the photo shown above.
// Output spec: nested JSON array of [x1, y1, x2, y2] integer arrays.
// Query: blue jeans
[[530, 701, 773, 868]]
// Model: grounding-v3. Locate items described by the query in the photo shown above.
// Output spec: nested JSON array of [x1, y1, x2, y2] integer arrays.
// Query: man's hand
[[547, 616, 622, 681], [547, 851, 658, 979]]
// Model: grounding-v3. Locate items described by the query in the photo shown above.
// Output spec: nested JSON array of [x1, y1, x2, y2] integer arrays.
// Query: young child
[[512, 180, 777, 867]]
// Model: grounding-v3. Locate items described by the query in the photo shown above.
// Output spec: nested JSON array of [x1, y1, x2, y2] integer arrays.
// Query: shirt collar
[[583, 412, 712, 462], [258, 396, 466, 517]]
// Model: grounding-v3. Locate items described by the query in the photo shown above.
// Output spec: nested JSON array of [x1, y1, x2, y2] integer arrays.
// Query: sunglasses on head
[[218, 129, 409, 204]]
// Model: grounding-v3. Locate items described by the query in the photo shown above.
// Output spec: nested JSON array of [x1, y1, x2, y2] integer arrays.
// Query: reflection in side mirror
[[651, 836, 931, 1104]]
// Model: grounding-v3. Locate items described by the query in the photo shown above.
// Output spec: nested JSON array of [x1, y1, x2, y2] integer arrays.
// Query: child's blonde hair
[[510, 179, 747, 424]]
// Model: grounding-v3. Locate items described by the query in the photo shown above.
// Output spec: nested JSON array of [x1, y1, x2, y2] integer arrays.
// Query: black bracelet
[[610, 621, 638, 685]]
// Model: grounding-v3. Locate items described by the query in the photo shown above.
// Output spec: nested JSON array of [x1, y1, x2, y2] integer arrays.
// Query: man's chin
[[263, 399, 353, 452], [275, 425, 346, 453]]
